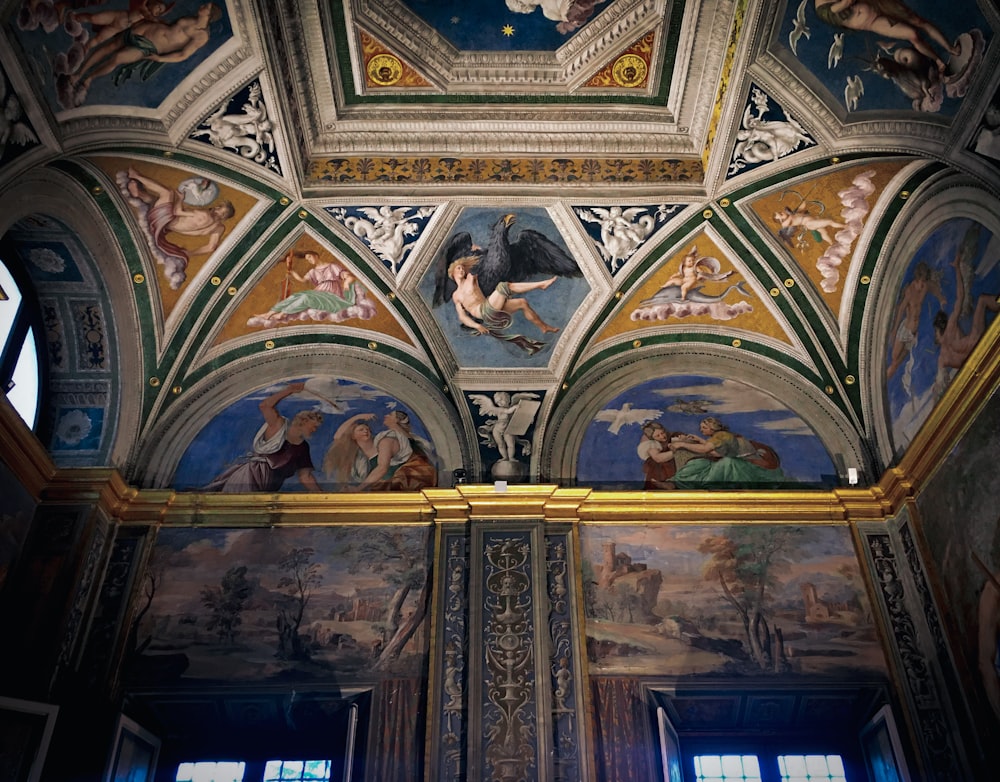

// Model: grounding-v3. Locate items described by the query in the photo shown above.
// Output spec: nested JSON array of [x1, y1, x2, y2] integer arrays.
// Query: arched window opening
[[0, 256, 42, 429]]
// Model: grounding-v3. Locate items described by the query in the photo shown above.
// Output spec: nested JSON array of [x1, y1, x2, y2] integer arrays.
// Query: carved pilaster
[[545, 531, 582, 782], [432, 529, 469, 782], [862, 529, 968, 781], [431, 521, 591, 781], [480, 529, 540, 781]]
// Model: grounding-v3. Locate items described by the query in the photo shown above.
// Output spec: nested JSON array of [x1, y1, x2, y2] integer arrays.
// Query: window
[[778, 754, 847, 782], [694, 754, 763, 781], [263, 760, 331, 781], [692, 753, 849, 782], [176, 759, 332, 782], [176, 761, 246, 782], [0, 257, 41, 428]]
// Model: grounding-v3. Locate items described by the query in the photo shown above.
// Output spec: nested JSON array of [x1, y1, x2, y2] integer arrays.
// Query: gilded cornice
[[0, 398, 55, 500], [7, 322, 996, 526]]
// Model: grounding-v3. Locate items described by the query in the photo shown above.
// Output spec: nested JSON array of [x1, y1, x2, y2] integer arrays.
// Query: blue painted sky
[[885, 218, 1000, 453], [577, 375, 837, 488], [779, 0, 989, 116], [12, 1, 232, 112], [173, 378, 435, 491], [401, 0, 606, 51], [418, 207, 589, 369]]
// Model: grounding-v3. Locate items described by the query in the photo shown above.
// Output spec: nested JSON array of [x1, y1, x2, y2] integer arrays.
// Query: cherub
[[774, 203, 845, 246], [662, 246, 733, 300], [469, 391, 541, 462]]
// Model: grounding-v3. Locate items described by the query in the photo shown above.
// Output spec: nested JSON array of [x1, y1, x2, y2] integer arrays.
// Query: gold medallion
[[612, 54, 647, 88], [368, 54, 403, 86]]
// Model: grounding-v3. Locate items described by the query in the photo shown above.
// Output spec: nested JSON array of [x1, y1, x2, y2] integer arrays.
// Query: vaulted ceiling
[[1, 0, 998, 490]]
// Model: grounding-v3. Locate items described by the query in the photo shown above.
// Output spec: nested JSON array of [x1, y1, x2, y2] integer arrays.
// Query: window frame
[[0, 245, 46, 430], [683, 738, 865, 782]]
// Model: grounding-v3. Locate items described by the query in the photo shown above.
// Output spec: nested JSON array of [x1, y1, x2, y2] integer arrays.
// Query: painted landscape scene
[[126, 526, 432, 686], [581, 524, 886, 678]]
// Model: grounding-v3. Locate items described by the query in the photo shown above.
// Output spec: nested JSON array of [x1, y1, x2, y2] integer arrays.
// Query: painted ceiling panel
[[213, 238, 416, 349], [1, 0, 999, 489], [746, 160, 911, 316], [596, 233, 798, 348]]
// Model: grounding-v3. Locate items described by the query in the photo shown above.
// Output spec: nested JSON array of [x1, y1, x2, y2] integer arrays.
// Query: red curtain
[[591, 677, 658, 782], [367, 677, 424, 782]]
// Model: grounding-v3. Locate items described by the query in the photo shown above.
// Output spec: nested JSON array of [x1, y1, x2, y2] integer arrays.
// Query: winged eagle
[[432, 213, 581, 306]]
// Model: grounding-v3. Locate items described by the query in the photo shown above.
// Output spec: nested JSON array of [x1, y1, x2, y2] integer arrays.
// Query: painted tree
[[275, 547, 322, 660], [350, 529, 431, 668], [837, 562, 873, 623], [200, 565, 254, 644], [698, 526, 802, 671]]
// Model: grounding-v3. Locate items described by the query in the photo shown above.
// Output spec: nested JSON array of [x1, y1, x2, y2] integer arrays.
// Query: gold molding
[[0, 396, 54, 500], [4, 325, 996, 528]]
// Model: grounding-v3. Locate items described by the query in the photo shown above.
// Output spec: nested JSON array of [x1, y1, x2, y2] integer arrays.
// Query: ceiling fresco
[[885, 217, 1000, 454], [777, 0, 988, 115], [1, 0, 999, 490], [14, 1, 234, 112], [399, 0, 608, 51], [577, 374, 838, 489]]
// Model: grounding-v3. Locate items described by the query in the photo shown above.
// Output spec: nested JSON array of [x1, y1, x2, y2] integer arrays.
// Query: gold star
[[502, 24, 515, 36]]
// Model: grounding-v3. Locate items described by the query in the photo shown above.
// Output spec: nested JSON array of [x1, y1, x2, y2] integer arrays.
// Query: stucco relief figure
[[116, 166, 234, 289], [576, 206, 657, 272], [730, 89, 813, 175], [323, 411, 437, 491], [470, 391, 541, 479], [343, 206, 435, 274], [246, 250, 376, 327], [193, 82, 276, 169], [203, 383, 323, 492], [631, 247, 752, 322], [973, 102, 1000, 161], [0, 66, 38, 160]]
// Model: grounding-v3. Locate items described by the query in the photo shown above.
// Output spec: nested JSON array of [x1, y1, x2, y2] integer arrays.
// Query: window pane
[[9, 329, 39, 427], [0, 259, 23, 348], [778, 754, 847, 782], [694, 754, 762, 782], [264, 760, 331, 782], [174, 761, 245, 782]]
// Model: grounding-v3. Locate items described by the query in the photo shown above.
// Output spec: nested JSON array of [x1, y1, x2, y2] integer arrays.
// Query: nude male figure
[[774, 204, 845, 245], [886, 261, 945, 379], [449, 260, 560, 335], [933, 255, 1000, 373], [661, 246, 733, 300], [73, 3, 221, 92], [73, 1, 171, 54], [124, 166, 233, 256]]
